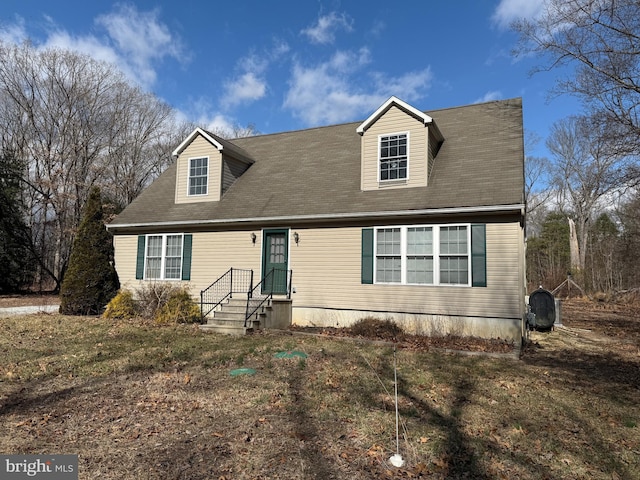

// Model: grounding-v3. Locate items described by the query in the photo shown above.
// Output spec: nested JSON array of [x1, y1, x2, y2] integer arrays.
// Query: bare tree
[[0, 44, 115, 287], [524, 131, 554, 237], [586, 212, 620, 292], [616, 191, 640, 288], [526, 211, 571, 290], [513, 0, 640, 160], [0, 42, 185, 289], [546, 115, 630, 272], [526, 155, 552, 212], [100, 89, 193, 208], [206, 122, 260, 140]]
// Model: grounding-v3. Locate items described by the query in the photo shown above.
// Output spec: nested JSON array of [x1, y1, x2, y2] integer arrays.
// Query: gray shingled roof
[[108, 98, 524, 231]]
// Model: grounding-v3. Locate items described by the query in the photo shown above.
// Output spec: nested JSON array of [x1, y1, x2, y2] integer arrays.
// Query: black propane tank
[[528, 287, 556, 330]]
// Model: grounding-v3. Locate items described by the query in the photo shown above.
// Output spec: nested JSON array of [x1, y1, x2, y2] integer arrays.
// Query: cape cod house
[[107, 96, 526, 341]]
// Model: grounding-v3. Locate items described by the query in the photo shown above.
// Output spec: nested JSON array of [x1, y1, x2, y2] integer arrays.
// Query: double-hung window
[[375, 228, 401, 283], [145, 234, 184, 280], [439, 226, 469, 285], [374, 225, 470, 286], [379, 133, 408, 181], [188, 157, 208, 196], [407, 227, 434, 284]]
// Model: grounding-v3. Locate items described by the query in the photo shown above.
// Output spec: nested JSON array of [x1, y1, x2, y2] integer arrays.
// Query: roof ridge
[[230, 97, 522, 142]]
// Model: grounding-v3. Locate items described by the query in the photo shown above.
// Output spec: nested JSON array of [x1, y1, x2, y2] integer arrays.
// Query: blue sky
[[0, 1, 581, 158]]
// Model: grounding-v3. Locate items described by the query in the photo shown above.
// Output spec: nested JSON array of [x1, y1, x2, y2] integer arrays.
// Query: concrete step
[[211, 311, 246, 322], [225, 297, 248, 305], [199, 295, 268, 335], [200, 323, 247, 336], [218, 304, 248, 314]]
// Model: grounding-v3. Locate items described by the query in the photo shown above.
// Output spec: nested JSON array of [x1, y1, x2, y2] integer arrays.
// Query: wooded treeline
[[0, 41, 258, 293], [518, 0, 640, 294], [0, 41, 194, 291]]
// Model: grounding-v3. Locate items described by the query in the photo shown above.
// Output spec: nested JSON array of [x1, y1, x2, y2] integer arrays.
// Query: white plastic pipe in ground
[[388, 346, 404, 468]]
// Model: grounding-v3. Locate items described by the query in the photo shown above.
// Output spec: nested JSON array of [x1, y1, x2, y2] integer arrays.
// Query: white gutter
[[107, 203, 525, 231]]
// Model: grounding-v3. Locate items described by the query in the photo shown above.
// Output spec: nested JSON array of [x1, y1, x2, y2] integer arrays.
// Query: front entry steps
[[200, 297, 270, 335]]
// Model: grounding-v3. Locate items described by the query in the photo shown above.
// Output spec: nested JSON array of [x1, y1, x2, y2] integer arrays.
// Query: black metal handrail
[[244, 268, 292, 327], [200, 268, 253, 318]]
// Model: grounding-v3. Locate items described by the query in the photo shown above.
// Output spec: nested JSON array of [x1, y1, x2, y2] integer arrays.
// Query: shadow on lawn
[[368, 354, 494, 479], [346, 348, 634, 480], [0, 381, 89, 417], [522, 339, 640, 395], [286, 365, 341, 480], [0, 373, 235, 480], [316, 345, 492, 478], [393, 370, 573, 480]]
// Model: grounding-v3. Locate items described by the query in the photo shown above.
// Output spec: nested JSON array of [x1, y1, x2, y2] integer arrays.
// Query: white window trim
[[374, 224, 471, 287], [144, 233, 184, 281], [187, 156, 209, 196], [378, 131, 410, 184]]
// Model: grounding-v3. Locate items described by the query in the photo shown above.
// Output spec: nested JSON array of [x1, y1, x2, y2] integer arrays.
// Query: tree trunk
[[568, 218, 581, 272]]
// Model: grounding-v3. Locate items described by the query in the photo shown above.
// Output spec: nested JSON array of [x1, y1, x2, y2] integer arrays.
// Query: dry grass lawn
[[0, 298, 638, 479]]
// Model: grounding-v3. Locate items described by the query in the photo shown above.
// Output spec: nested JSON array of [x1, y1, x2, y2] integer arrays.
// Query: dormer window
[[379, 133, 408, 181], [358, 97, 443, 192], [188, 157, 208, 196]]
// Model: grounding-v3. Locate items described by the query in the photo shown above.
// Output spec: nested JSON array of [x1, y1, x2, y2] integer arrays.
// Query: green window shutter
[[182, 234, 193, 281], [471, 224, 487, 287], [361, 228, 374, 284], [135, 235, 146, 280]]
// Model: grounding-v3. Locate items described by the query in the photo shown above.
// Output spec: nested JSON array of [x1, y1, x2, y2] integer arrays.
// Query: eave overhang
[[356, 96, 434, 135], [172, 127, 224, 157], [172, 127, 255, 165], [107, 203, 525, 233]]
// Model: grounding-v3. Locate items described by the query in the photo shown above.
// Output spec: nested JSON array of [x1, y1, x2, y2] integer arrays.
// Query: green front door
[[262, 229, 289, 294]]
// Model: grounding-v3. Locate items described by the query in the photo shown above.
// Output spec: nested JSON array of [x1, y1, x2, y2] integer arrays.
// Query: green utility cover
[[230, 368, 257, 376], [274, 351, 308, 359]]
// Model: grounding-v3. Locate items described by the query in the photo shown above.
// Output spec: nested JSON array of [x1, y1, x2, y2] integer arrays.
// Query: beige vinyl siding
[[222, 155, 251, 195], [360, 105, 428, 191], [290, 222, 523, 320], [189, 231, 262, 288], [113, 231, 263, 295], [175, 135, 222, 203], [113, 222, 524, 322], [113, 235, 140, 291]]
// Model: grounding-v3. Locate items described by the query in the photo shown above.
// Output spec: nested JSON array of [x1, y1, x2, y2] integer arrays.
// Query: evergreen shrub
[[103, 290, 138, 319], [59, 187, 119, 315]]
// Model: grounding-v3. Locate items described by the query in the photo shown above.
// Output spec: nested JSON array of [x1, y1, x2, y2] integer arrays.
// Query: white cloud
[[223, 72, 267, 106], [95, 5, 187, 86], [329, 48, 371, 71], [492, 0, 546, 29], [284, 71, 372, 126], [203, 113, 236, 135], [2, 5, 186, 89], [301, 12, 353, 45], [474, 91, 503, 103], [44, 30, 122, 67], [284, 49, 432, 126], [0, 16, 28, 44], [221, 41, 290, 108], [372, 68, 433, 102], [177, 97, 236, 135]]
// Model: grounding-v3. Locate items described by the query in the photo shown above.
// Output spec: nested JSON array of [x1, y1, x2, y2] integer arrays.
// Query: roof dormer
[[173, 128, 254, 204], [357, 97, 443, 192]]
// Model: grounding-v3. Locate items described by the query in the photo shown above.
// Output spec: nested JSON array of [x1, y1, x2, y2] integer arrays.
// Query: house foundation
[[292, 306, 523, 343]]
